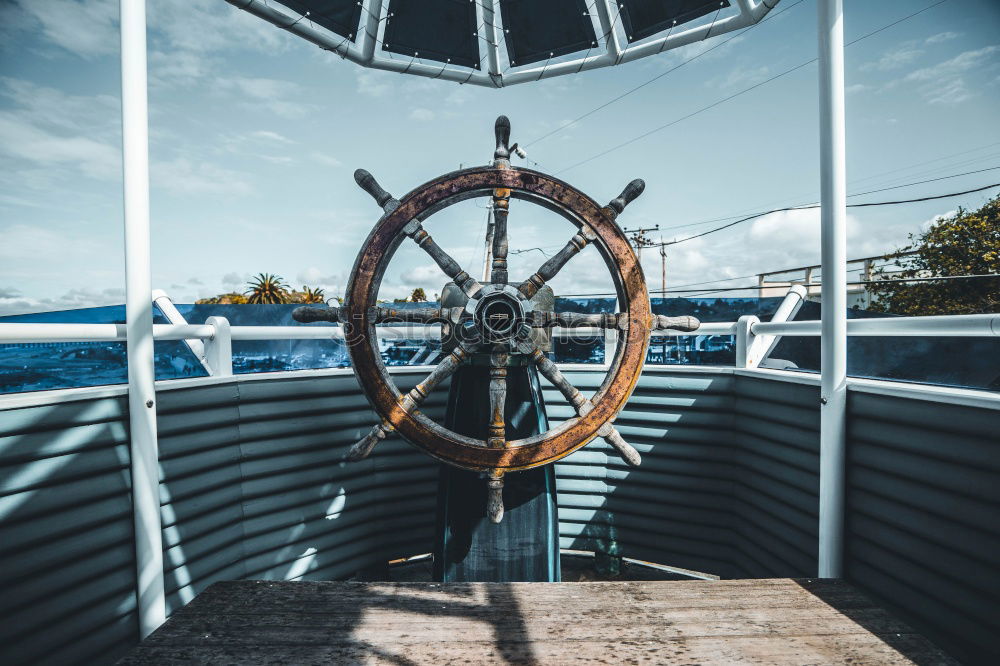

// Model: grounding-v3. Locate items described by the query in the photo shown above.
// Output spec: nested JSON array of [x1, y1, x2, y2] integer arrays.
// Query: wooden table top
[[119, 578, 954, 665]]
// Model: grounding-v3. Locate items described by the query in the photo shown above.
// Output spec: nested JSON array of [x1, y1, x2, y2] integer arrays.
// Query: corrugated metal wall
[[0, 369, 445, 665], [846, 389, 1000, 664], [1, 367, 994, 664], [0, 393, 137, 664], [552, 369, 744, 578]]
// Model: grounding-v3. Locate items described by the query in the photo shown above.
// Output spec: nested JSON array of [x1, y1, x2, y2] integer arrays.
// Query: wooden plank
[[119, 579, 957, 665]]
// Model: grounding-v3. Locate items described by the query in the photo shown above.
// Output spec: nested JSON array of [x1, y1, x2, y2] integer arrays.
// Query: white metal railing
[[1, 304, 996, 374]]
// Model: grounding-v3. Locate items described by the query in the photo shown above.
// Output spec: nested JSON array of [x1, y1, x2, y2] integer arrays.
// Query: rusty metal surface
[[343, 166, 651, 472]]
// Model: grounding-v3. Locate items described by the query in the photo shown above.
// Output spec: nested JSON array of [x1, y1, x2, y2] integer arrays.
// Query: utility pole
[[659, 239, 666, 298], [659, 239, 667, 363], [622, 225, 659, 262], [623, 224, 659, 360]]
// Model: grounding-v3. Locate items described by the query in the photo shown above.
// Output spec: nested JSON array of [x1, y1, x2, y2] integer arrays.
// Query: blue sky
[[0, 0, 998, 314]]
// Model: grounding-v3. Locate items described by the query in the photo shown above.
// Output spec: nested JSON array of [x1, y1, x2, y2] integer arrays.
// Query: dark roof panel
[[382, 0, 481, 70], [500, 0, 598, 67], [620, 0, 730, 44], [272, 0, 363, 40]]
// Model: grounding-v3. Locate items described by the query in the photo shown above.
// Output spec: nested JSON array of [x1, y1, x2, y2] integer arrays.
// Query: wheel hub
[[467, 284, 530, 345]]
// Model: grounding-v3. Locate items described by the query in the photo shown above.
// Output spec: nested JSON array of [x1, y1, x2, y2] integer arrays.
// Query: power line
[[663, 180, 1000, 247], [649, 145, 1000, 234], [848, 165, 1000, 198], [524, 0, 809, 148], [554, 0, 949, 175], [556, 273, 999, 299]]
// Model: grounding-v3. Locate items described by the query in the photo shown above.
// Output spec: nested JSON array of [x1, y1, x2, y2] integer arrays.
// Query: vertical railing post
[[120, 0, 165, 637], [817, 0, 848, 579], [204, 316, 233, 377], [735, 315, 758, 369]]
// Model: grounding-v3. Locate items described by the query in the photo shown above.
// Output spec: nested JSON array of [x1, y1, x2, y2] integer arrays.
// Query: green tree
[[868, 195, 1000, 315], [410, 287, 427, 302], [289, 286, 325, 304], [245, 273, 290, 304], [195, 292, 247, 305]]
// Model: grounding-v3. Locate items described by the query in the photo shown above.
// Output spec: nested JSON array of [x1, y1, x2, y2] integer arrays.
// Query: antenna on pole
[[622, 224, 659, 261]]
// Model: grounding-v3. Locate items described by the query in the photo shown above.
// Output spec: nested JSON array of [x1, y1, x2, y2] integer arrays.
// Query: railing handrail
[[0, 313, 997, 345]]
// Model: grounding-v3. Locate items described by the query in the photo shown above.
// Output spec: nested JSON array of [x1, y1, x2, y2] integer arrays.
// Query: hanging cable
[[663, 181, 1000, 247], [552, 0, 949, 174], [526, 0, 808, 148]]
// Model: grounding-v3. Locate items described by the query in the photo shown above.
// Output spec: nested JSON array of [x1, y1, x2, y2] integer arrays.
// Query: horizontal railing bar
[[2, 314, 996, 345], [752, 313, 1000, 337]]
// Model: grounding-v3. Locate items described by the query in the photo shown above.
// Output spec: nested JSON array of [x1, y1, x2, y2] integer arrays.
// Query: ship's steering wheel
[[294, 116, 699, 521]]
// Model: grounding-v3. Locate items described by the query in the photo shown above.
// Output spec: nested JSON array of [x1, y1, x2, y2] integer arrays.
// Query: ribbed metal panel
[[0, 369, 445, 665], [2, 368, 992, 665], [846, 390, 1000, 664], [0, 395, 137, 664], [231, 371, 444, 583], [733, 375, 819, 578], [552, 368, 744, 578]]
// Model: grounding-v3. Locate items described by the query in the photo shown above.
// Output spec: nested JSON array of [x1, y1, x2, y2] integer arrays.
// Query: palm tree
[[301, 286, 325, 304], [245, 273, 290, 304]]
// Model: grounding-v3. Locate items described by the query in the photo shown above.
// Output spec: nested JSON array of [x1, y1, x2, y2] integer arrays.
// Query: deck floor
[[118, 578, 954, 665]]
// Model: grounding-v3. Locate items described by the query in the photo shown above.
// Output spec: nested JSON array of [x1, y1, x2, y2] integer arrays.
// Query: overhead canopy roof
[[225, 0, 776, 87]]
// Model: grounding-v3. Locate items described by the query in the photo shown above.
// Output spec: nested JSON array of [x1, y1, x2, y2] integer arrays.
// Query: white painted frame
[[223, 0, 777, 88]]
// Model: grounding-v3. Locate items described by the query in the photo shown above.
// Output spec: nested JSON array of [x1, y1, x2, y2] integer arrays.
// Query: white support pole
[[817, 0, 848, 579], [120, 0, 165, 637]]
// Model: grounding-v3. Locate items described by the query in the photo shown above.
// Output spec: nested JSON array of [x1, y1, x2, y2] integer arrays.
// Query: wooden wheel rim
[[344, 166, 651, 472]]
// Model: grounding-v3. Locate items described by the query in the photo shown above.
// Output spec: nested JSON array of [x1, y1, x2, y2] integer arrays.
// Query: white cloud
[[712, 65, 771, 89], [151, 158, 252, 196], [148, 0, 289, 55], [310, 152, 343, 168], [250, 130, 293, 144], [902, 45, 1000, 105], [905, 46, 999, 82], [222, 272, 246, 287], [355, 70, 394, 98], [861, 44, 923, 72], [925, 31, 960, 45], [0, 286, 126, 316], [13, 0, 118, 58], [410, 108, 436, 122], [215, 76, 313, 118], [0, 112, 120, 180]]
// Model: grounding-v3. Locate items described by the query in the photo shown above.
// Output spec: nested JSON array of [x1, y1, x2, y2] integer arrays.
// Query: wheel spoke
[[354, 168, 480, 297], [347, 345, 472, 461], [530, 310, 626, 329], [490, 189, 510, 284], [527, 347, 641, 467], [518, 226, 597, 299], [487, 471, 505, 524], [370, 305, 467, 325], [528, 311, 700, 333], [292, 305, 469, 325], [652, 314, 700, 332], [487, 351, 509, 449], [404, 219, 481, 298]]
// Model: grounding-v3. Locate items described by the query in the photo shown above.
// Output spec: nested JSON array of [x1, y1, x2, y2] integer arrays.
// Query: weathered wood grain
[[118, 579, 956, 665]]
